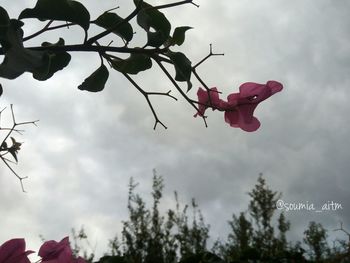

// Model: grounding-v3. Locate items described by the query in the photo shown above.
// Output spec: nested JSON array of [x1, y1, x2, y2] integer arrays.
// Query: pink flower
[[0, 238, 33, 263], [39, 237, 85, 263], [224, 81, 283, 132], [194, 87, 221, 117], [194, 80, 283, 132]]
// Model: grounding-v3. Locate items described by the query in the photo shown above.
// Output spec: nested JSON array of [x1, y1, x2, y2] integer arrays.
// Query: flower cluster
[[0, 237, 85, 263], [194, 81, 283, 132]]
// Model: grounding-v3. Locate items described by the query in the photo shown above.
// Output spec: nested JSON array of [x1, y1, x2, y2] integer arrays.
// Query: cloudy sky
[[1, 0, 350, 259]]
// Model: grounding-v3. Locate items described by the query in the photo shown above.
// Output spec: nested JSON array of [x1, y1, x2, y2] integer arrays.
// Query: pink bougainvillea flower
[[194, 87, 222, 117], [224, 80, 283, 132], [0, 238, 33, 263], [39, 236, 74, 263]]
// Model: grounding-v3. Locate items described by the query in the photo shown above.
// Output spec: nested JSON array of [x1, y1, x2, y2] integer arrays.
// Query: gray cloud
[[1, 0, 350, 259]]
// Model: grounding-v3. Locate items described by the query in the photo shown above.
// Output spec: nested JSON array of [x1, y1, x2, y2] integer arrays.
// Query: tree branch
[[153, 56, 208, 127], [0, 105, 38, 192], [122, 73, 177, 130]]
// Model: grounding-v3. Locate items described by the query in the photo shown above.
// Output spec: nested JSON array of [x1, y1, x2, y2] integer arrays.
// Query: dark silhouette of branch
[[0, 105, 39, 192]]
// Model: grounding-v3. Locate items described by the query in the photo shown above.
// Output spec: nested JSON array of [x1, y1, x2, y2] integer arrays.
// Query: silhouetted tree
[[303, 221, 329, 262], [248, 174, 281, 260]]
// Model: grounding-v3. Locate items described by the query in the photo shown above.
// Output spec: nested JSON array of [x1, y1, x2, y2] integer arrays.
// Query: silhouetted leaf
[[95, 12, 133, 42], [168, 51, 192, 91], [0, 6, 10, 37], [136, 2, 171, 47], [33, 38, 71, 80], [111, 54, 152, 74], [78, 64, 109, 92], [0, 20, 46, 79], [19, 0, 90, 30], [171, 26, 192, 46], [8, 137, 22, 163], [0, 83, 3, 97]]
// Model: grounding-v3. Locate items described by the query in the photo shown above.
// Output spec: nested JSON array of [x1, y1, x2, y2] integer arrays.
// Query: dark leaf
[[78, 64, 109, 92], [136, 2, 171, 47], [171, 26, 192, 46], [19, 0, 90, 30], [95, 12, 133, 42], [8, 137, 22, 163], [168, 51, 192, 91], [111, 53, 152, 74], [0, 83, 3, 97], [0, 20, 46, 79], [0, 6, 10, 36], [33, 38, 71, 81], [0, 141, 7, 150]]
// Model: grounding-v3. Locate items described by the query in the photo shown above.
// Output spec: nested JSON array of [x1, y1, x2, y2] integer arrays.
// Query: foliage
[[2, 173, 350, 262], [0, 1, 283, 130], [116, 170, 210, 263], [303, 221, 329, 261], [0, 0, 284, 189]]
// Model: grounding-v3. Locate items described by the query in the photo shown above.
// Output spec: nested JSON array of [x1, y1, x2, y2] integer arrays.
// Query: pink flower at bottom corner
[[0, 238, 34, 263], [224, 80, 283, 132], [194, 87, 222, 117], [38, 236, 87, 263]]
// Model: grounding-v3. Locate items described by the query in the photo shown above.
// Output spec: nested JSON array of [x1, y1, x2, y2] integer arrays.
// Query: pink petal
[[224, 110, 239, 127], [266, 80, 283, 94], [227, 92, 239, 106], [238, 116, 260, 132], [39, 237, 72, 262], [194, 88, 208, 117], [207, 87, 221, 109], [0, 239, 33, 263], [239, 82, 262, 97], [194, 87, 222, 117], [239, 82, 271, 103], [237, 104, 258, 124]]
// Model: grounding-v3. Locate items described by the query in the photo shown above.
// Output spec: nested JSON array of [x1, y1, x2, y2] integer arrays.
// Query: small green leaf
[[168, 51, 192, 91], [136, 2, 171, 47], [111, 54, 152, 75], [172, 26, 192, 46], [33, 38, 71, 81], [95, 12, 133, 42], [78, 64, 109, 92], [19, 0, 90, 30]]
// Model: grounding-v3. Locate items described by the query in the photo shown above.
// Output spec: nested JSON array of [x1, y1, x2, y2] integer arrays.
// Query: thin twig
[[151, 0, 199, 10], [23, 20, 54, 42], [0, 105, 38, 192], [153, 56, 208, 127], [122, 73, 169, 130], [193, 44, 224, 69]]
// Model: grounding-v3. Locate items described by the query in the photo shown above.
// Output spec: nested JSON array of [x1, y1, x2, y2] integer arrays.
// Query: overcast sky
[[1, 0, 350, 259]]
